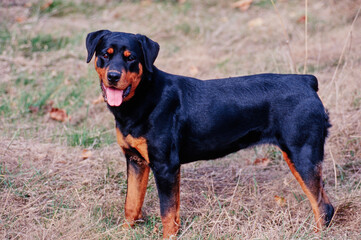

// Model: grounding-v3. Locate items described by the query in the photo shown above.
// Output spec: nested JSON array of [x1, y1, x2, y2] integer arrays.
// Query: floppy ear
[[86, 30, 111, 63], [135, 34, 160, 73]]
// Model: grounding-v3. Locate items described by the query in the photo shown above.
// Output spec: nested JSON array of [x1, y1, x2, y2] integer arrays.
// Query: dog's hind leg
[[279, 99, 334, 229], [281, 146, 334, 230]]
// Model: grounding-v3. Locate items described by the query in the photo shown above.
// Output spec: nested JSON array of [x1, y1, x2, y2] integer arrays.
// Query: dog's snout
[[107, 71, 121, 84]]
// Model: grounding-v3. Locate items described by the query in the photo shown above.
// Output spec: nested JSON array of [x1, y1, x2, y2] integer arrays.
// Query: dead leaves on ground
[[232, 0, 253, 11], [28, 101, 70, 123], [28, 101, 69, 122], [274, 195, 286, 207], [297, 15, 306, 23], [49, 107, 70, 122], [81, 149, 92, 160], [253, 157, 270, 167], [40, 0, 54, 11]]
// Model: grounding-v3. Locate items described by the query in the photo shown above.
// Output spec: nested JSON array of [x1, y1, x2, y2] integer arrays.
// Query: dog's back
[[158, 72, 327, 163]]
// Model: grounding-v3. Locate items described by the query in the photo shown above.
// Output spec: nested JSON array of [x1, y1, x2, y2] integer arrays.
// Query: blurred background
[[1, 0, 360, 239]]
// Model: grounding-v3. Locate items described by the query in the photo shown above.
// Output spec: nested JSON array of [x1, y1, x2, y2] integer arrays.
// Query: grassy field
[[1, 0, 360, 239]]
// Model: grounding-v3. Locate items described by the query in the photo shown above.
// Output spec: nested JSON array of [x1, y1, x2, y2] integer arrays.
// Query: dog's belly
[[179, 128, 269, 164], [178, 104, 274, 164]]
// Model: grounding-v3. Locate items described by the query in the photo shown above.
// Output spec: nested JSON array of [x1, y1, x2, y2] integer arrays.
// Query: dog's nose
[[107, 71, 121, 84]]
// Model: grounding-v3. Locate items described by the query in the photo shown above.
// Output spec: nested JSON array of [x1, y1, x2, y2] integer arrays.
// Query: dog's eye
[[103, 53, 109, 59]]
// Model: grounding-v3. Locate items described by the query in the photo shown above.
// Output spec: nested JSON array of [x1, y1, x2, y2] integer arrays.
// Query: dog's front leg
[[123, 149, 150, 228], [153, 165, 180, 239]]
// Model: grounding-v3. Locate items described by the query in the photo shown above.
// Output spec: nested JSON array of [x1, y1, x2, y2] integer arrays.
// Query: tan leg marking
[[123, 152, 150, 228], [161, 170, 180, 239], [282, 151, 324, 230]]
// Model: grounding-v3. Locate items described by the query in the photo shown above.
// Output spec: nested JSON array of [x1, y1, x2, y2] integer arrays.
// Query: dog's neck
[[109, 67, 163, 135]]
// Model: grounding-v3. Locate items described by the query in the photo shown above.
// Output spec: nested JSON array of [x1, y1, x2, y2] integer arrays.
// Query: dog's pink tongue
[[105, 87, 123, 106]]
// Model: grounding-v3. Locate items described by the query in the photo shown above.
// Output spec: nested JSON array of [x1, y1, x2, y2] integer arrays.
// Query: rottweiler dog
[[86, 30, 334, 238]]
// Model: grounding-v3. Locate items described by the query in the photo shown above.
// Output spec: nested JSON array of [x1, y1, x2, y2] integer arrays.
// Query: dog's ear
[[135, 34, 160, 73], [86, 30, 111, 63]]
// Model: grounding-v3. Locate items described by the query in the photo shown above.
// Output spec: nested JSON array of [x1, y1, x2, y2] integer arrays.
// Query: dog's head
[[86, 30, 159, 107]]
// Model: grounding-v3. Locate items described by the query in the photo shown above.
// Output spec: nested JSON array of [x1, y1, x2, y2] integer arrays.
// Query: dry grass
[[1, 0, 360, 239]]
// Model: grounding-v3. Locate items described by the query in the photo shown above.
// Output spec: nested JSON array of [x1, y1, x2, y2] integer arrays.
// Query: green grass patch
[[30, 0, 106, 17], [92, 203, 123, 232], [254, 0, 275, 8], [0, 24, 11, 54], [0, 97, 11, 117], [352, 91, 361, 110], [21, 72, 63, 114], [52, 76, 91, 114], [217, 58, 230, 70], [66, 128, 115, 148], [0, 66, 108, 143], [3, 71, 85, 118], [21, 34, 70, 52], [0, 164, 12, 190], [175, 22, 200, 37]]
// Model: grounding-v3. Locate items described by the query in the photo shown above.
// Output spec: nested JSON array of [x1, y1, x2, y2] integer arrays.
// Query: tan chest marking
[[116, 128, 150, 164]]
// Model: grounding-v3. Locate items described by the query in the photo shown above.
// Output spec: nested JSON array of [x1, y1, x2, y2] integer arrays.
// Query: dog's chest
[[116, 128, 150, 163]]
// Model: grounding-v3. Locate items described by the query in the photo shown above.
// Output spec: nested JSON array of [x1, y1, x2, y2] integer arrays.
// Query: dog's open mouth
[[101, 82, 131, 107]]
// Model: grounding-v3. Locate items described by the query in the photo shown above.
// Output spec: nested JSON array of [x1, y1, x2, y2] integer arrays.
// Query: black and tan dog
[[86, 30, 334, 238]]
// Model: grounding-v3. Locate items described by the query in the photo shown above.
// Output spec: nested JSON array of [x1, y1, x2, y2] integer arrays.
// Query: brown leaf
[[81, 149, 92, 160], [49, 108, 69, 122], [297, 15, 306, 23], [232, 0, 253, 11], [16, 17, 27, 23], [41, 0, 53, 11], [274, 195, 286, 207], [253, 158, 270, 166]]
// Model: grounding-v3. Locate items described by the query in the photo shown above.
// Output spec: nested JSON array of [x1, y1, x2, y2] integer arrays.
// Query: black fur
[[86, 30, 334, 236]]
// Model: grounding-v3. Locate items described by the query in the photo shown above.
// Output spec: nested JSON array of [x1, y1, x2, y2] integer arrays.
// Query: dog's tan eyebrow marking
[[107, 48, 114, 54], [124, 50, 131, 57]]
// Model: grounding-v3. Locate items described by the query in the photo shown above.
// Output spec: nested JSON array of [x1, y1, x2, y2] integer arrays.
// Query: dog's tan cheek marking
[[95, 56, 108, 85], [123, 63, 143, 102], [116, 127, 149, 164]]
